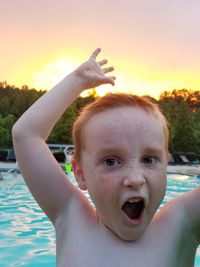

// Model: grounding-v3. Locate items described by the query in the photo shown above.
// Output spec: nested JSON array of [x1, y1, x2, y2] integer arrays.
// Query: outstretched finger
[[90, 48, 101, 60], [103, 76, 116, 86], [98, 59, 108, 66], [103, 66, 114, 74]]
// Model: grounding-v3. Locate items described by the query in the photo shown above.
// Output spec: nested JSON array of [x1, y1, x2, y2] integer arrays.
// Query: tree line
[[0, 81, 199, 154]]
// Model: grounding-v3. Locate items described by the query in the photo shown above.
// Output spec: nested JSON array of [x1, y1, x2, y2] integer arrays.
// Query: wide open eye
[[141, 155, 157, 165], [104, 157, 121, 167]]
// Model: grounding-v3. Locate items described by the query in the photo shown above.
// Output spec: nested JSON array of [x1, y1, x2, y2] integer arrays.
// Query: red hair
[[72, 93, 169, 163]]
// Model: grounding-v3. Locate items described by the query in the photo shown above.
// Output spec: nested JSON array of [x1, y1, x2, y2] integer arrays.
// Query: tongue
[[122, 201, 143, 220]]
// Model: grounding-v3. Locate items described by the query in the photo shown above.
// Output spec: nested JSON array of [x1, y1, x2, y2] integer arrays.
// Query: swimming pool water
[[0, 172, 199, 266], [0, 174, 55, 266]]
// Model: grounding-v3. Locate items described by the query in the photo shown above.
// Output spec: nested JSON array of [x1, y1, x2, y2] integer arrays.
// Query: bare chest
[[56, 224, 195, 267], [57, 242, 195, 267]]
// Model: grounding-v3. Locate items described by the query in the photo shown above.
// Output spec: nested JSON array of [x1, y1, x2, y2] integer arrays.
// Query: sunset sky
[[1, 0, 200, 98]]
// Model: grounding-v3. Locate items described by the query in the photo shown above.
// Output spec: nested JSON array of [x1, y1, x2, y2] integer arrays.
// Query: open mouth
[[122, 198, 145, 220]]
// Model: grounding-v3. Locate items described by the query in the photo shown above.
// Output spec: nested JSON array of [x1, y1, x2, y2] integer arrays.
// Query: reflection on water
[[0, 174, 55, 266], [0, 172, 199, 266]]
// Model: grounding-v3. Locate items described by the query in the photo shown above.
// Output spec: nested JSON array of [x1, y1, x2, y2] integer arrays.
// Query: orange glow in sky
[[1, 0, 200, 99], [23, 51, 200, 99]]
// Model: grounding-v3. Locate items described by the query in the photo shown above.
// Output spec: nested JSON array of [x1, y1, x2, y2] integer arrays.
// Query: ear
[[72, 160, 87, 190]]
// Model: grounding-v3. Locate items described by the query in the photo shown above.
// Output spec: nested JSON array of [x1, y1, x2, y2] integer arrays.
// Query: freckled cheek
[[91, 173, 121, 198], [93, 174, 115, 189], [88, 174, 119, 209], [150, 175, 167, 202]]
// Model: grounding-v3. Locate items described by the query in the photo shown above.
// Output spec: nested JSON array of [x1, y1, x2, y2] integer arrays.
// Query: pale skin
[[12, 49, 200, 267]]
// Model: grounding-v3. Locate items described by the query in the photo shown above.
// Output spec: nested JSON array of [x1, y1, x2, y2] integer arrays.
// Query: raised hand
[[75, 48, 116, 90]]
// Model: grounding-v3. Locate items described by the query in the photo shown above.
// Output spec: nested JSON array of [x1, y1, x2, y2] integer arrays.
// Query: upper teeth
[[128, 198, 142, 203]]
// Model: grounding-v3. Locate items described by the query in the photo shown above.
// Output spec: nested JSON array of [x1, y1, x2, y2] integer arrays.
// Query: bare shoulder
[[55, 187, 96, 227], [55, 189, 98, 260], [178, 186, 200, 242], [156, 188, 200, 245]]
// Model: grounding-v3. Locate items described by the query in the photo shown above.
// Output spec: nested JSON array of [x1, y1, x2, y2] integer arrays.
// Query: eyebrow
[[95, 147, 124, 157], [143, 147, 164, 155], [142, 148, 166, 158]]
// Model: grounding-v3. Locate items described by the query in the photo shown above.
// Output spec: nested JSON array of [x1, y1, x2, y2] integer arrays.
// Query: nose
[[123, 167, 146, 189]]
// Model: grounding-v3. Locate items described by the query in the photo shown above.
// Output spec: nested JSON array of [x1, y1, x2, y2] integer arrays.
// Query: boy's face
[[75, 106, 168, 241]]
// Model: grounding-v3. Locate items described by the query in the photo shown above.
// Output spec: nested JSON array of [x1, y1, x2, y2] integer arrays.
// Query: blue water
[[0, 172, 199, 266]]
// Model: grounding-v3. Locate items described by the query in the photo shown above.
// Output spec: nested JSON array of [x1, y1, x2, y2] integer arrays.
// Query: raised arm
[[12, 48, 115, 223]]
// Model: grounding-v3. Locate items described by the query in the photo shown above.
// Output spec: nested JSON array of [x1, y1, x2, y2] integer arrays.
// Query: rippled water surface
[[0, 172, 199, 266]]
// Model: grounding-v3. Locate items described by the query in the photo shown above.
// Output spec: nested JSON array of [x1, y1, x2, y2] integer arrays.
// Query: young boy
[[12, 48, 200, 267]]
